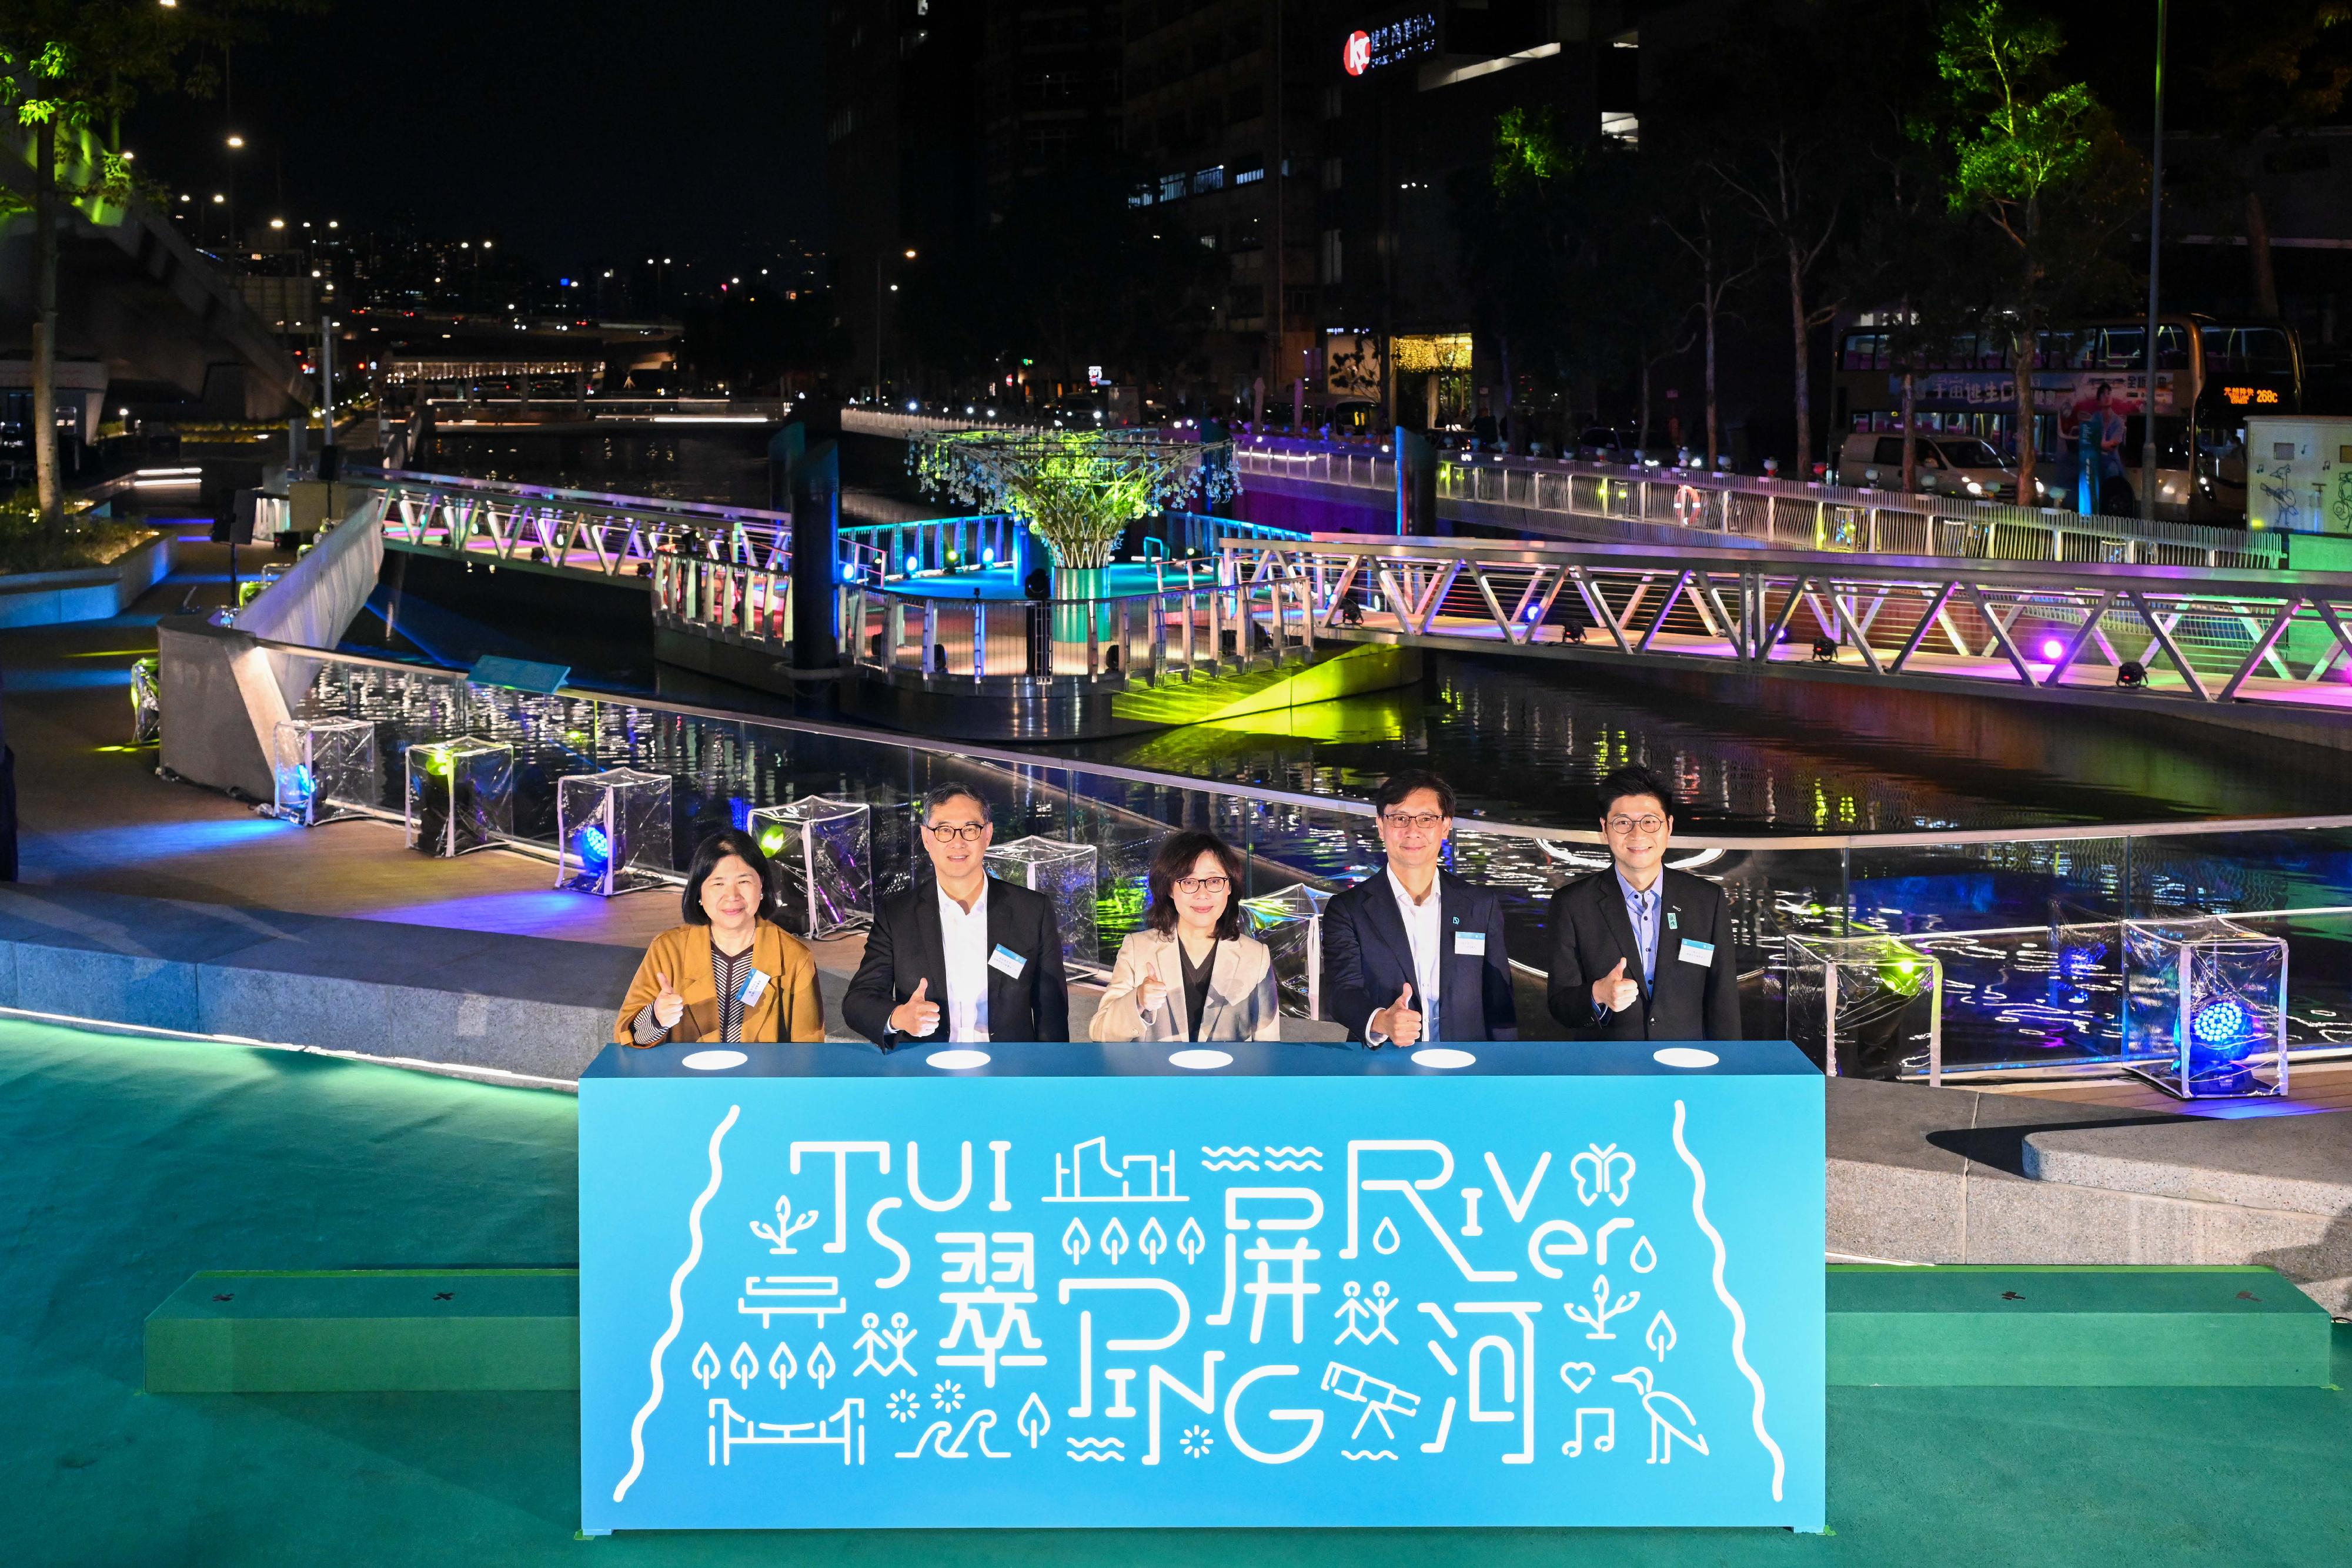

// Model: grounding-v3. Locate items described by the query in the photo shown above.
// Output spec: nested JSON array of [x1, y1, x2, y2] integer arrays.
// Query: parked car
[[1835, 432, 2043, 503]]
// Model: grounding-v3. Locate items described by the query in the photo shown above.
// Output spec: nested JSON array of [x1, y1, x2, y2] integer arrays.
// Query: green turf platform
[[146, 1264, 2330, 1395], [144, 1269, 579, 1393], [1828, 1265, 2332, 1387]]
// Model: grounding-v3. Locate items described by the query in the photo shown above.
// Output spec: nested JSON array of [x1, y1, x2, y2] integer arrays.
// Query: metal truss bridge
[[1221, 534, 2352, 720]]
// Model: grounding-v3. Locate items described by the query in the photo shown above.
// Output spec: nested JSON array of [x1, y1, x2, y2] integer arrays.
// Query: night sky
[[126, 0, 827, 275]]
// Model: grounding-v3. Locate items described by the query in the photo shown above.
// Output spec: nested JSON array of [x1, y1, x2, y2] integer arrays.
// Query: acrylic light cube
[[403, 737, 514, 858], [749, 796, 874, 937], [272, 717, 380, 827], [131, 656, 161, 745], [1784, 932, 1945, 1082], [1240, 881, 1331, 1019], [557, 768, 674, 897], [985, 835, 1099, 972], [2123, 917, 2288, 1099]]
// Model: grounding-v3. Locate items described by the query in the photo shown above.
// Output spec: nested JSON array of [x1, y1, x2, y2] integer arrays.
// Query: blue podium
[[579, 1039, 1825, 1533]]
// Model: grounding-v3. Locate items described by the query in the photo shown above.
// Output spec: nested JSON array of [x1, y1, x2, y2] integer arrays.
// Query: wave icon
[[1201, 1144, 1324, 1172], [1065, 1436, 1126, 1462], [1341, 1449, 1397, 1461]]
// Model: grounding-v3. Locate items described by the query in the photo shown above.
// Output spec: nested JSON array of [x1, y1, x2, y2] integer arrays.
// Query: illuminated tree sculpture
[[910, 429, 1238, 573]]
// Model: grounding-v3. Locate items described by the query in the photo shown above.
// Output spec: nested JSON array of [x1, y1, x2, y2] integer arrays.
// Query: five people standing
[[624, 765, 1742, 1050]]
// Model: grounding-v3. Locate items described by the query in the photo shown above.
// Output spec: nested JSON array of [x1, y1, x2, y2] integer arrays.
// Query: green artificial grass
[[5, 1017, 2349, 1566]]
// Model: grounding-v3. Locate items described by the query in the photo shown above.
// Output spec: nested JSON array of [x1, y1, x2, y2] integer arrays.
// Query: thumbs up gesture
[[1593, 956, 1639, 1014], [890, 977, 942, 1038], [652, 970, 685, 1031], [1372, 982, 1424, 1048]]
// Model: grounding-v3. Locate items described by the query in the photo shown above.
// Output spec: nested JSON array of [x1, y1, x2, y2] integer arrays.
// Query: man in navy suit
[[1322, 770, 1517, 1046], [1545, 764, 1741, 1041]]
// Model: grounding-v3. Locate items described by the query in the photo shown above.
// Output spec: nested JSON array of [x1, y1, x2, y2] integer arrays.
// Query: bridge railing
[[1221, 533, 2352, 716], [658, 553, 1318, 685], [1228, 436, 2281, 571], [357, 469, 824, 580]]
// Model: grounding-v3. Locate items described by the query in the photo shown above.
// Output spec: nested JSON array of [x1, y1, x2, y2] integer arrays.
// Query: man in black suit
[[1322, 770, 1517, 1046], [1546, 765, 1740, 1041], [844, 784, 1071, 1046]]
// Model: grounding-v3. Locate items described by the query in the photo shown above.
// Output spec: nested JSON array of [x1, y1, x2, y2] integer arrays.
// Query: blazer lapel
[[1194, 935, 1245, 1040], [911, 882, 952, 1037], [983, 879, 1024, 1038], [1157, 935, 1190, 1042], [677, 924, 717, 1042], [749, 922, 789, 1040], [1360, 868, 1419, 989], [1593, 874, 1651, 1005]]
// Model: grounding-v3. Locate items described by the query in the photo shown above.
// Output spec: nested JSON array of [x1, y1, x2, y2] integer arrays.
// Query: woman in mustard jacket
[[616, 828, 826, 1046]]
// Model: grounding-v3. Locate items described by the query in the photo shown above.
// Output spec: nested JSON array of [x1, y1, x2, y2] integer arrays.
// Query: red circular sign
[[1342, 31, 1371, 76]]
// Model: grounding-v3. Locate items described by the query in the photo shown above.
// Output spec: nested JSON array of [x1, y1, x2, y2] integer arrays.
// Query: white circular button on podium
[[680, 1049, 747, 1071], [1652, 1047, 1720, 1068], [1411, 1048, 1476, 1069], [927, 1048, 992, 1069], [1167, 1048, 1233, 1070]]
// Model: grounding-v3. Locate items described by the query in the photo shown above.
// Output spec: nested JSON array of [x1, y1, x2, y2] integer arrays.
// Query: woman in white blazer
[[1091, 830, 1283, 1043]]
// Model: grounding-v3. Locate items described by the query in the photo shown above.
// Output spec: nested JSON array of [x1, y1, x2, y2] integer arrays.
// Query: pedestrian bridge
[[1223, 533, 2352, 723], [332, 468, 2352, 730]]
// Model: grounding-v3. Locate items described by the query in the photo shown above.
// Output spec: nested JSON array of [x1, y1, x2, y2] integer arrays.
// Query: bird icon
[[1612, 1365, 1709, 1465]]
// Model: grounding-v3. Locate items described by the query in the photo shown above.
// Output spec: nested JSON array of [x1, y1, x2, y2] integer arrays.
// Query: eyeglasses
[[924, 821, 988, 842], [1381, 811, 1448, 831], [1173, 876, 1231, 895], [1606, 814, 1668, 835]]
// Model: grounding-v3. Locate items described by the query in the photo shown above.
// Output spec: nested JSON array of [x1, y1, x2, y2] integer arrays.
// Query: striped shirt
[[636, 941, 759, 1044]]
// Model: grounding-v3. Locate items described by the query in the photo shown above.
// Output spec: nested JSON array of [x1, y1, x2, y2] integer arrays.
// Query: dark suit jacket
[[843, 875, 1071, 1046], [1322, 867, 1518, 1044], [1545, 867, 1741, 1041]]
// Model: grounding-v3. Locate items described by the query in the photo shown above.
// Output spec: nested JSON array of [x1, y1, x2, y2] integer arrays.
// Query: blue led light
[[983, 547, 996, 565], [2190, 997, 2251, 1045], [906, 554, 920, 574], [574, 824, 612, 871]]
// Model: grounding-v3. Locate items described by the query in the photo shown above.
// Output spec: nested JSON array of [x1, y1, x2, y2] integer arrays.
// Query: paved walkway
[[11, 1015, 2350, 1566], [1, 523, 849, 963]]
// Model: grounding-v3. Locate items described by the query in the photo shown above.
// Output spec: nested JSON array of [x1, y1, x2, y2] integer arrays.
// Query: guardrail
[[1230, 437, 2281, 571], [1221, 532, 2352, 716], [225, 636, 2352, 1072], [655, 555, 1315, 684], [844, 413, 2277, 569], [357, 469, 861, 580]]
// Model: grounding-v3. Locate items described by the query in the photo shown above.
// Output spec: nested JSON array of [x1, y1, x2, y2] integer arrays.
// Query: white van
[[1836, 432, 2042, 503]]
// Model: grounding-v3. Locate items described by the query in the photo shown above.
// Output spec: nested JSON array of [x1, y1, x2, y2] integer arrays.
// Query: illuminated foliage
[[910, 430, 1237, 571]]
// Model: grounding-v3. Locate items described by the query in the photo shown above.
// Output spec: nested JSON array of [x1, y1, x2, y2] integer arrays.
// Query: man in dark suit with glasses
[[1322, 770, 1518, 1047], [1546, 764, 1741, 1042], [844, 784, 1070, 1046]]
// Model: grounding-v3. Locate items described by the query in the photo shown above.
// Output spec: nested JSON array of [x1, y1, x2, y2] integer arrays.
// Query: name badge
[[1456, 931, 1487, 957], [737, 968, 771, 1006], [988, 944, 1027, 978], [1678, 939, 1716, 967]]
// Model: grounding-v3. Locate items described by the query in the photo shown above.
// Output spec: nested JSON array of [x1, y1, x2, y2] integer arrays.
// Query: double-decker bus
[[1831, 313, 2304, 521]]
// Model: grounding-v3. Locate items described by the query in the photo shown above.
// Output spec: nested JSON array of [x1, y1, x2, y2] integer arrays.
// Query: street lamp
[[224, 133, 243, 253]]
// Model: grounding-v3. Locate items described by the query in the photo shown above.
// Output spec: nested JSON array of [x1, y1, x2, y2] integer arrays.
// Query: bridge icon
[[1046, 1136, 1184, 1203]]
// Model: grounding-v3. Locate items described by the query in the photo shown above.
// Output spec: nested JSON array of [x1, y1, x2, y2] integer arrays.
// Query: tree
[[1933, 0, 2143, 496], [2187, 2, 2352, 317], [1656, 189, 1761, 470], [1678, 2, 1863, 476], [0, 1, 313, 534], [1449, 105, 1579, 444]]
